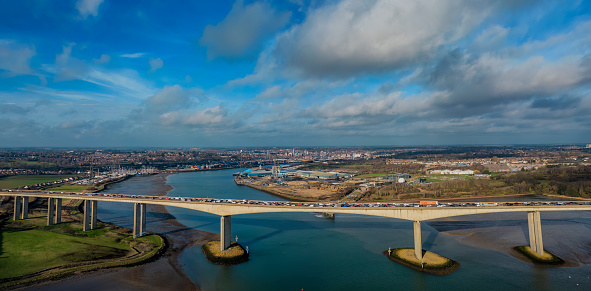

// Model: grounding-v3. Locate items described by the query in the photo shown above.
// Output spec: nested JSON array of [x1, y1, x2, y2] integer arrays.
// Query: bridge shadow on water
[[233, 215, 411, 232], [422, 227, 439, 250], [147, 211, 176, 221], [243, 229, 284, 246], [428, 215, 591, 249], [159, 226, 213, 236], [428, 217, 584, 232]]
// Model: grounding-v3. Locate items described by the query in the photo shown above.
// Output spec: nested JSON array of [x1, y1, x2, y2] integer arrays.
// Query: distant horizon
[[1, 0, 590, 147], [1, 143, 590, 151]]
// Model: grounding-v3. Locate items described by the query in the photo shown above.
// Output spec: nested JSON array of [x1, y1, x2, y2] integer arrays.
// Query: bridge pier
[[21, 197, 29, 219], [133, 203, 146, 238], [140, 203, 146, 236], [83, 200, 90, 231], [47, 197, 55, 225], [13, 196, 22, 221], [55, 198, 62, 224], [82, 200, 97, 231], [527, 211, 544, 255], [220, 215, 231, 251], [91, 200, 97, 229], [414, 220, 423, 261]]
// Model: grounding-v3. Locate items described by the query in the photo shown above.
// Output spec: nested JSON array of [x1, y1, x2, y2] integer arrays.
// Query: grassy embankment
[[0, 175, 77, 190], [43, 184, 92, 192], [0, 201, 165, 288], [384, 248, 460, 275], [201, 241, 249, 265], [513, 246, 564, 265]]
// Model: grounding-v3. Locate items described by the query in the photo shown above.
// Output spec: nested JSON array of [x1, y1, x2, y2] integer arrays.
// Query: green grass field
[[0, 212, 162, 281], [45, 184, 91, 191], [0, 229, 131, 278], [0, 175, 76, 189]]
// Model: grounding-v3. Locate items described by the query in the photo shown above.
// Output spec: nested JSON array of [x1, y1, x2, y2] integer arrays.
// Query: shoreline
[[235, 180, 591, 203], [235, 181, 310, 202]]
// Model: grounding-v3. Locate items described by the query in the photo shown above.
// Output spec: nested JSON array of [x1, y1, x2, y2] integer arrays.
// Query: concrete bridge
[[3, 191, 591, 262]]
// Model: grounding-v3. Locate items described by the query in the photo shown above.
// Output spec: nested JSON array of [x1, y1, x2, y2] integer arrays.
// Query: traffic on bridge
[[3, 189, 591, 209]]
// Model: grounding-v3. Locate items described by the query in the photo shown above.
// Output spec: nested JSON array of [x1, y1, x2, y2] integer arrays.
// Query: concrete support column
[[534, 211, 544, 255], [527, 211, 537, 253], [83, 200, 91, 231], [413, 220, 423, 261], [21, 197, 29, 219], [91, 200, 97, 229], [47, 198, 55, 225], [140, 203, 146, 236], [55, 198, 62, 224], [13, 196, 22, 221], [133, 203, 141, 238], [527, 211, 544, 255], [220, 215, 231, 252]]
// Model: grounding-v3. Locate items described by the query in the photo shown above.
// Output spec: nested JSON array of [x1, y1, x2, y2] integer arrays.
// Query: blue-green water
[[101, 169, 591, 290]]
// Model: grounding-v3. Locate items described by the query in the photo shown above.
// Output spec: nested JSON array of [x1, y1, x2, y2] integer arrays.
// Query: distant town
[[1, 145, 590, 201]]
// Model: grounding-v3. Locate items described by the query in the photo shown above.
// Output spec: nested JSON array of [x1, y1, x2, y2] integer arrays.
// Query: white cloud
[[473, 25, 509, 50], [54, 43, 86, 82], [76, 0, 104, 19], [83, 68, 155, 99], [158, 106, 227, 126], [59, 120, 92, 129], [120, 52, 146, 58], [517, 20, 591, 58], [0, 40, 36, 76], [94, 54, 111, 64], [199, 0, 291, 59], [423, 52, 589, 111], [149, 58, 163, 72], [146, 85, 190, 110], [184, 106, 227, 125], [255, 85, 282, 99], [271, 0, 499, 77]]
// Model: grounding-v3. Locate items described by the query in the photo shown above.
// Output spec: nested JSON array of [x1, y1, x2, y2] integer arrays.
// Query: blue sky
[[1, 0, 590, 147]]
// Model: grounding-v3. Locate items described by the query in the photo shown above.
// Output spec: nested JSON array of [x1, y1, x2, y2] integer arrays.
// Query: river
[[98, 169, 591, 290]]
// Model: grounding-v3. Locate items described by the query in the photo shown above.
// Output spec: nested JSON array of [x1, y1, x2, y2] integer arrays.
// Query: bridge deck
[[3, 191, 591, 221]]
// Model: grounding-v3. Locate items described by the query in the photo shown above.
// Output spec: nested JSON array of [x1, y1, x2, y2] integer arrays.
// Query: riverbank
[[20, 173, 219, 291], [235, 176, 591, 203], [235, 178, 334, 201]]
